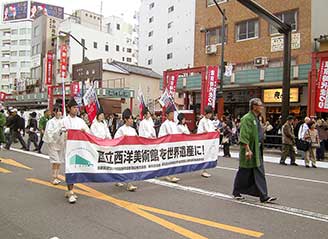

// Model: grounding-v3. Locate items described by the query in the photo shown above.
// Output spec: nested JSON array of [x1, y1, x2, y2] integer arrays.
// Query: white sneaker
[[52, 178, 61, 185], [68, 194, 77, 204], [115, 182, 125, 187], [165, 176, 180, 183], [126, 183, 137, 191], [201, 171, 211, 178], [64, 191, 78, 199]]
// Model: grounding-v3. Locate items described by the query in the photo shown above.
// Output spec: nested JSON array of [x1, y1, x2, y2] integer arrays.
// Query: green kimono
[[0, 112, 6, 143], [239, 111, 261, 168]]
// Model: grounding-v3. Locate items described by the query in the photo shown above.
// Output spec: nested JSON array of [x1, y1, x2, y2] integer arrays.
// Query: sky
[[36, 0, 141, 23]]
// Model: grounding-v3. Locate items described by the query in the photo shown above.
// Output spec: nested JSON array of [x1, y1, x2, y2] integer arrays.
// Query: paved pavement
[[0, 146, 327, 239]]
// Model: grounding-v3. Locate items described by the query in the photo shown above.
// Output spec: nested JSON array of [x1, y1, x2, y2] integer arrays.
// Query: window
[[126, 57, 132, 63], [105, 45, 109, 52], [33, 26, 39, 37], [167, 37, 173, 44], [122, 47, 125, 52], [116, 45, 120, 51], [168, 6, 174, 13], [205, 26, 227, 45], [147, 59, 152, 65], [19, 51, 27, 56], [127, 48, 132, 53], [117, 24, 120, 30], [81, 38, 85, 47], [20, 28, 27, 35], [270, 10, 298, 34], [85, 13, 88, 17], [236, 19, 259, 41], [11, 51, 17, 56], [148, 31, 153, 37], [93, 42, 98, 49], [35, 44, 40, 54], [11, 29, 18, 35], [122, 57, 125, 61], [167, 53, 173, 59], [207, 0, 226, 7], [20, 61, 30, 68], [21, 72, 30, 78], [148, 45, 153, 51], [11, 40, 17, 45], [10, 62, 17, 68], [149, 2, 155, 9], [168, 21, 173, 29], [149, 16, 154, 23]]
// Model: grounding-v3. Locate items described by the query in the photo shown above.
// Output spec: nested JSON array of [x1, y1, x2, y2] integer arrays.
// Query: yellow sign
[[263, 88, 299, 103]]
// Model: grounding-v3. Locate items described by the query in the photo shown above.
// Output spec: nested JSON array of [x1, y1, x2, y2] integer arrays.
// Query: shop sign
[[315, 57, 328, 112], [263, 88, 299, 103], [271, 33, 301, 52]]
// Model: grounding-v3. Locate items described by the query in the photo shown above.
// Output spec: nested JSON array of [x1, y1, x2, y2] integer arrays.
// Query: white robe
[[139, 118, 156, 138], [197, 117, 216, 133], [90, 119, 112, 139], [158, 120, 178, 137], [177, 124, 190, 135], [44, 117, 65, 163], [62, 115, 90, 132], [114, 124, 137, 138]]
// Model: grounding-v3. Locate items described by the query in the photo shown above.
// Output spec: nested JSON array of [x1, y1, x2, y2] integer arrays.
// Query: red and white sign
[[70, 82, 80, 96], [0, 91, 7, 101], [83, 85, 98, 123], [47, 86, 53, 98], [205, 66, 218, 108], [316, 57, 328, 113], [60, 44, 68, 79], [166, 73, 179, 95], [45, 51, 53, 85]]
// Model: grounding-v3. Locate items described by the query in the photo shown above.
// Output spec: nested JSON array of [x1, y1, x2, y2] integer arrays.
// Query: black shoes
[[279, 162, 287, 165], [261, 197, 277, 203], [305, 165, 310, 168], [233, 194, 245, 200], [312, 165, 317, 168], [290, 163, 298, 166]]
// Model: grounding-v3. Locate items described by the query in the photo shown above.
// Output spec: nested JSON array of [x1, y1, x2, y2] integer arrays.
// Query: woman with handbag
[[304, 121, 320, 168]]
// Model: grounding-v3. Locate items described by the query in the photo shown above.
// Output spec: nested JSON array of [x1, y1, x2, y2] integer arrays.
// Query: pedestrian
[[62, 98, 90, 203], [316, 119, 327, 161], [222, 121, 232, 158], [37, 109, 51, 154], [280, 115, 298, 166], [5, 108, 28, 151], [197, 106, 217, 178], [26, 112, 39, 151], [158, 106, 180, 183], [297, 117, 311, 160], [0, 105, 6, 149], [90, 111, 112, 139], [114, 108, 138, 191], [43, 107, 65, 185], [232, 98, 277, 203], [177, 113, 190, 134], [303, 121, 319, 168], [139, 108, 156, 138]]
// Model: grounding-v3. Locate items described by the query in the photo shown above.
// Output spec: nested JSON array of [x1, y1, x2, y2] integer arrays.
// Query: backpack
[[17, 116, 25, 130]]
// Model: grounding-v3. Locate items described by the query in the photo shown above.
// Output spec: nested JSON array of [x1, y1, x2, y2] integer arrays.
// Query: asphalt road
[[0, 147, 327, 239]]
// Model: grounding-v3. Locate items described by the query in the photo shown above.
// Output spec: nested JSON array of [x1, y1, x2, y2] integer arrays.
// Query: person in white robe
[[139, 108, 156, 138], [114, 108, 138, 192], [62, 98, 90, 204], [197, 106, 217, 178], [90, 111, 112, 139], [43, 107, 65, 185], [177, 113, 190, 135], [158, 106, 180, 183]]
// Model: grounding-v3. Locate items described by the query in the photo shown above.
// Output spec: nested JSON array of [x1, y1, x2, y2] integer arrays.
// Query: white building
[[0, 21, 32, 93], [138, 0, 196, 74]]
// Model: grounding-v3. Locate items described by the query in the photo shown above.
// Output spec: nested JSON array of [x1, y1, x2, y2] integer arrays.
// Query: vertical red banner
[[45, 51, 53, 85], [70, 81, 80, 96], [166, 73, 179, 95], [205, 66, 218, 108], [0, 91, 7, 101], [315, 57, 328, 113], [60, 44, 68, 79]]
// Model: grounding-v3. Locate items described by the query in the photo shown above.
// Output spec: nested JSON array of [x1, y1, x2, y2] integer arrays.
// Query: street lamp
[[213, 0, 227, 118]]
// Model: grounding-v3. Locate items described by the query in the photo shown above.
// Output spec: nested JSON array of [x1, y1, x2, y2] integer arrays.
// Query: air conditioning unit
[[205, 45, 217, 55], [254, 57, 269, 67]]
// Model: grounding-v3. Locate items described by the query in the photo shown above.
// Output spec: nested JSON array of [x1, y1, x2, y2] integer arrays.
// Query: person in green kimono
[[232, 98, 277, 203], [0, 106, 6, 149]]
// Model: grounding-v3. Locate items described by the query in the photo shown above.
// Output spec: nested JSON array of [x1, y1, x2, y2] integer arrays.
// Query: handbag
[[295, 138, 310, 151], [311, 142, 320, 148], [222, 136, 229, 144]]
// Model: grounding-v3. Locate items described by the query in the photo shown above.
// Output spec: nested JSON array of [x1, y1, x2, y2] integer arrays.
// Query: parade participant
[[304, 121, 319, 168], [5, 108, 28, 151], [158, 106, 180, 183], [37, 109, 51, 154], [232, 98, 277, 203], [139, 108, 156, 138], [280, 115, 297, 166], [197, 106, 217, 178], [90, 111, 112, 139], [62, 98, 90, 203], [177, 113, 190, 134], [43, 107, 65, 185], [114, 108, 138, 191], [26, 112, 39, 151]]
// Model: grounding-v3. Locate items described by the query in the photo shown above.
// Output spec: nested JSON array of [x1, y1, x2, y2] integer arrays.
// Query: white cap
[[12, 108, 18, 112]]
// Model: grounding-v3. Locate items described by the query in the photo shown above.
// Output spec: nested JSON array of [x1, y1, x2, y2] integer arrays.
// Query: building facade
[[192, 0, 328, 118], [138, 0, 196, 74]]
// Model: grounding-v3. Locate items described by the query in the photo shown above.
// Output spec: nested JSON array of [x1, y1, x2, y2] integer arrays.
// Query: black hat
[[205, 106, 213, 114], [122, 108, 132, 120], [67, 97, 78, 108], [287, 115, 294, 120], [177, 113, 185, 122], [142, 107, 150, 116], [165, 105, 175, 115], [30, 112, 37, 118]]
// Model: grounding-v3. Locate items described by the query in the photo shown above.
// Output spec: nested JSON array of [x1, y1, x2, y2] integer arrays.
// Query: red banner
[[205, 66, 218, 108], [45, 51, 53, 85], [166, 73, 179, 95], [60, 44, 68, 79], [0, 91, 7, 101], [70, 82, 80, 96], [316, 57, 328, 113]]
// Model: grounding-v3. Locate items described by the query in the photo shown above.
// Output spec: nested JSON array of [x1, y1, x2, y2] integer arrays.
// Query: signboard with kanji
[[72, 59, 103, 81], [60, 44, 68, 79], [315, 57, 328, 113]]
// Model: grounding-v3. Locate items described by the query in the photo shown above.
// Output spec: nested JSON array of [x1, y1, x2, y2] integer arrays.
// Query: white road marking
[[216, 166, 328, 185], [147, 179, 328, 223]]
